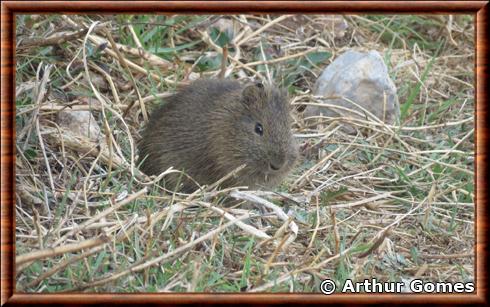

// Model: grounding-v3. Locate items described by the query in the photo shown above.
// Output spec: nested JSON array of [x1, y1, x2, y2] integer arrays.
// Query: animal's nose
[[269, 154, 286, 171]]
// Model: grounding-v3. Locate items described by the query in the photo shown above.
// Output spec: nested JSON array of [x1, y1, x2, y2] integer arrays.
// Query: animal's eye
[[254, 123, 264, 136]]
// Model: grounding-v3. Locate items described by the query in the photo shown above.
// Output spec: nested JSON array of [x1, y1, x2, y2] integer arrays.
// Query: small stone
[[57, 110, 102, 142], [304, 50, 400, 134]]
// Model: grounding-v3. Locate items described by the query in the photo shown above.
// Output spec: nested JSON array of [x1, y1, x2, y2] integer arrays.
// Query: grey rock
[[304, 50, 400, 133]]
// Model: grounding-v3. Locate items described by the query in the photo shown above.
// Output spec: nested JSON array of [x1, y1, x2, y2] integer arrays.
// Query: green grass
[[15, 14, 475, 293]]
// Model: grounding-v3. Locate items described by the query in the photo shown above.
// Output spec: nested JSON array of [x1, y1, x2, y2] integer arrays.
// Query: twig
[[51, 187, 148, 247], [17, 23, 105, 49], [328, 192, 392, 209], [196, 201, 270, 240], [231, 190, 298, 246], [421, 252, 473, 260], [236, 15, 292, 46], [16, 235, 111, 266], [72, 214, 250, 291], [102, 28, 148, 121], [22, 245, 103, 289]]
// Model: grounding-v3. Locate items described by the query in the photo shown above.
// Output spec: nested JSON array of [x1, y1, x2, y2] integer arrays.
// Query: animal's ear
[[241, 82, 265, 106]]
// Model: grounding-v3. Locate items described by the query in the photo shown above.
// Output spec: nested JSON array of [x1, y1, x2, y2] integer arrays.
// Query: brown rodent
[[138, 79, 298, 191]]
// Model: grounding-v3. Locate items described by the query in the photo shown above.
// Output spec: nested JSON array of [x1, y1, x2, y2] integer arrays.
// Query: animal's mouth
[[268, 150, 297, 173], [269, 162, 281, 171]]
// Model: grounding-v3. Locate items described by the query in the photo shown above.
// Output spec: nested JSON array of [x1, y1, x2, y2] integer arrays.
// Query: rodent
[[138, 79, 298, 191]]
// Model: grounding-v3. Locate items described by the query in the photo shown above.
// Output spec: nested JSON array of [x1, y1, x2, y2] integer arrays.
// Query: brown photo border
[[1, 1, 488, 305]]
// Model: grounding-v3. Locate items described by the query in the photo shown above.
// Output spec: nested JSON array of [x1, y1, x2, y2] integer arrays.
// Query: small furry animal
[[138, 79, 298, 191]]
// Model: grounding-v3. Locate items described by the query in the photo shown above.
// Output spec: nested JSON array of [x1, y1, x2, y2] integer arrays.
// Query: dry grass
[[15, 14, 474, 292]]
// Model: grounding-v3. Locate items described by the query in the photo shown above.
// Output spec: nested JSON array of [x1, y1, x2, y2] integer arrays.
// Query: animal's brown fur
[[138, 79, 298, 191]]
